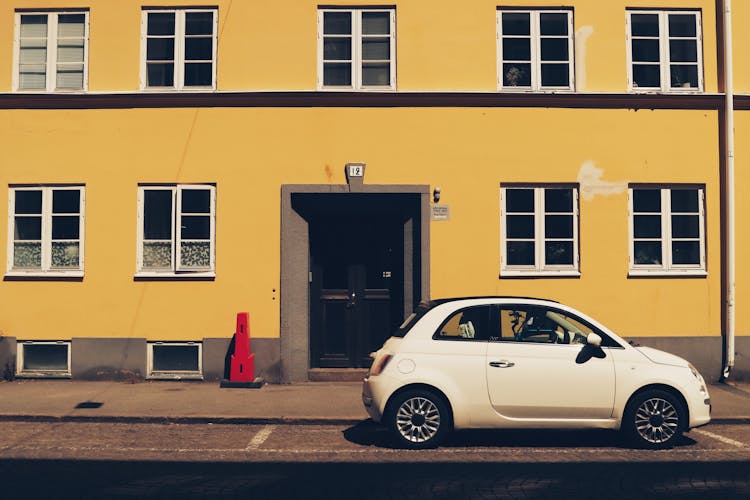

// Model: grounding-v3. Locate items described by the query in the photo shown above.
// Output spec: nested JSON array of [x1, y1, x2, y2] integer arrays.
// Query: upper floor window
[[318, 8, 395, 90], [627, 10, 703, 92], [14, 11, 88, 92], [137, 184, 216, 276], [629, 186, 706, 276], [497, 9, 574, 91], [7, 185, 85, 276], [141, 8, 217, 90], [501, 186, 579, 276]]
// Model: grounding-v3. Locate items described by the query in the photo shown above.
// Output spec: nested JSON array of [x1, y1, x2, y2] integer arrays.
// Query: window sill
[[15, 371, 72, 379], [147, 372, 203, 380], [500, 270, 581, 278], [498, 88, 575, 94], [628, 269, 707, 278], [13, 89, 88, 94], [134, 271, 216, 281], [318, 86, 396, 92], [629, 89, 704, 95], [4, 271, 83, 281], [139, 87, 217, 93]]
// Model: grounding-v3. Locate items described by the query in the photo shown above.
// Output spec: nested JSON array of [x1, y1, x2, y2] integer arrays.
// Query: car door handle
[[489, 360, 515, 368]]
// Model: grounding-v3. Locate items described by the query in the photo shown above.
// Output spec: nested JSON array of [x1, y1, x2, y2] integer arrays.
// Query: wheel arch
[[623, 383, 690, 432], [384, 383, 455, 430]]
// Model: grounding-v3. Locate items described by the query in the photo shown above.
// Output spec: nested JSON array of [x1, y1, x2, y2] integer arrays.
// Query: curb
[[0, 414, 366, 426]]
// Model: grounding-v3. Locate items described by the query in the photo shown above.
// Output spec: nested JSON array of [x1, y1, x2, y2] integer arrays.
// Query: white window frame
[[496, 9, 575, 92], [626, 10, 704, 93], [500, 185, 580, 277], [16, 341, 72, 378], [6, 185, 85, 277], [140, 8, 218, 91], [628, 186, 706, 276], [317, 7, 396, 91], [13, 10, 89, 92], [147, 341, 203, 380], [136, 184, 216, 277]]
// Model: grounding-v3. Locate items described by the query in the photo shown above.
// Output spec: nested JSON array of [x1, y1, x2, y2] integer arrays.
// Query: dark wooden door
[[310, 217, 402, 368]]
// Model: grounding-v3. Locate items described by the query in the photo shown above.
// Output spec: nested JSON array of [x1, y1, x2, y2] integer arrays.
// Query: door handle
[[489, 360, 515, 368], [346, 292, 357, 308]]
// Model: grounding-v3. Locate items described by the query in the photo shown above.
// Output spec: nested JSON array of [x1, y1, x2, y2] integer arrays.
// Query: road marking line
[[693, 429, 747, 448], [246, 425, 276, 450]]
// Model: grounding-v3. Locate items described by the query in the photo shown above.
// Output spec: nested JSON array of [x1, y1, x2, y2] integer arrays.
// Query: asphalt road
[[1, 421, 749, 499]]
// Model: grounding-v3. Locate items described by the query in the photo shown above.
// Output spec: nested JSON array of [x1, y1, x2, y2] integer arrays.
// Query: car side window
[[496, 306, 595, 345], [434, 306, 491, 341]]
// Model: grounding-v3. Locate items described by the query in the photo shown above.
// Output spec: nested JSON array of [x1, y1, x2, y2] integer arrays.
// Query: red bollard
[[220, 312, 264, 388]]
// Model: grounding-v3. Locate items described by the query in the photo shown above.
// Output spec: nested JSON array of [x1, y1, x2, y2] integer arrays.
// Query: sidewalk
[[0, 379, 748, 425]]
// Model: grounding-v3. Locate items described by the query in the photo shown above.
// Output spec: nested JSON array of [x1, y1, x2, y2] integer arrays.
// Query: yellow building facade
[[0, 0, 747, 382]]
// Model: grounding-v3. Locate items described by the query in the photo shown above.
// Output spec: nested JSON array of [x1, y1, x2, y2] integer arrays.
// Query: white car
[[362, 297, 711, 449]]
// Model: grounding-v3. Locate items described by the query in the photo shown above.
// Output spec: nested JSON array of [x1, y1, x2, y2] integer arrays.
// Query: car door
[[485, 304, 616, 420]]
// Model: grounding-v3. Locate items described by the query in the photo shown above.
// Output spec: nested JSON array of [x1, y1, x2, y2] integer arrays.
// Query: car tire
[[622, 389, 686, 449], [387, 389, 451, 450]]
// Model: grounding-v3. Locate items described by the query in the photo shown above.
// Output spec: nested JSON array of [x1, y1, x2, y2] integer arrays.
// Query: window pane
[[507, 241, 535, 266], [185, 12, 213, 35], [182, 189, 210, 213], [670, 65, 699, 88], [362, 39, 389, 60], [540, 38, 568, 62], [632, 39, 660, 62], [20, 15, 48, 37], [633, 189, 661, 212], [53, 190, 80, 213], [19, 43, 47, 64], [671, 189, 699, 212], [503, 64, 531, 86], [144, 190, 173, 239], [506, 189, 534, 212], [634, 65, 661, 87], [22, 344, 68, 371], [634, 215, 661, 238], [52, 216, 80, 239], [631, 14, 659, 37], [545, 189, 573, 212], [362, 63, 389, 86], [51, 242, 79, 267], [181, 215, 210, 239], [669, 40, 697, 63], [324, 63, 351, 86], [672, 241, 700, 265], [56, 68, 83, 88], [14, 217, 42, 240], [185, 38, 213, 61], [152, 344, 199, 371], [143, 241, 172, 268], [668, 14, 697, 37], [147, 38, 174, 61], [545, 241, 573, 265], [15, 190, 42, 214], [502, 13, 530, 35], [147, 63, 174, 86], [540, 13, 568, 36], [324, 12, 351, 35], [147, 13, 175, 36], [180, 241, 210, 268], [437, 307, 490, 341], [184, 63, 212, 86], [19, 70, 47, 89], [14, 242, 42, 268], [545, 215, 573, 238], [362, 12, 390, 35], [634, 241, 662, 265], [57, 14, 85, 37], [541, 64, 569, 87], [507, 215, 534, 239], [672, 215, 699, 238], [502, 39, 531, 61], [324, 38, 352, 60]]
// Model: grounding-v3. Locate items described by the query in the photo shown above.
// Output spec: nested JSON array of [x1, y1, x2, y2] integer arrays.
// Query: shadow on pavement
[[342, 419, 698, 449]]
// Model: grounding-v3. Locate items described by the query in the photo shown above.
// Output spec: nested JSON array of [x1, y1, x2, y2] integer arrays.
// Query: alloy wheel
[[395, 396, 441, 443], [634, 397, 680, 444]]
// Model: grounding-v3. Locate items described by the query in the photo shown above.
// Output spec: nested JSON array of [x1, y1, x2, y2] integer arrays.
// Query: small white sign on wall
[[348, 164, 364, 177], [431, 205, 450, 221]]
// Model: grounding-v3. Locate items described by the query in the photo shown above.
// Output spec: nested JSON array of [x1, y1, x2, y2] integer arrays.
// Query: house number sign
[[348, 164, 364, 177]]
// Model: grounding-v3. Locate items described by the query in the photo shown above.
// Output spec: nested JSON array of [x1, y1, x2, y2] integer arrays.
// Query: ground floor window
[[147, 342, 202, 379], [16, 341, 71, 377]]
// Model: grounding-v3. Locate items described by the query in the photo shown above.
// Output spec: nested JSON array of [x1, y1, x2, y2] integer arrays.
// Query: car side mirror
[[586, 333, 602, 347]]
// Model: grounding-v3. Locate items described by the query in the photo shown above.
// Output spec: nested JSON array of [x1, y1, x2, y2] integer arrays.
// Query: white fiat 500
[[362, 297, 711, 449]]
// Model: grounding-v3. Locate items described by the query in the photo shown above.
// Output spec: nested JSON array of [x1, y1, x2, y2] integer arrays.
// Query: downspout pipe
[[722, 0, 735, 380]]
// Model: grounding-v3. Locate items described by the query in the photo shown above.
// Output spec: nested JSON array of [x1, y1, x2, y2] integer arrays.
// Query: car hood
[[635, 346, 689, 368]]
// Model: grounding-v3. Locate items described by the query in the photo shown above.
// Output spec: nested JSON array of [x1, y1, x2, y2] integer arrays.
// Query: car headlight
[[688, 363, 707, 394]]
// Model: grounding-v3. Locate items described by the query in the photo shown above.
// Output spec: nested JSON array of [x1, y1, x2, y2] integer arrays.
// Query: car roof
[[426, 296, 559, 308]]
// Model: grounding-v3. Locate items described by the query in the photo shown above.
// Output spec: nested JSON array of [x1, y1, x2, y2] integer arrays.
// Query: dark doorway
[[294, 194, 421, 369]]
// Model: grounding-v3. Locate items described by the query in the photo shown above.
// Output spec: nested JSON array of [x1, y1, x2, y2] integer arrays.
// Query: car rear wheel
[[623, 389, 685, 449], [387, 389, 450, 449]]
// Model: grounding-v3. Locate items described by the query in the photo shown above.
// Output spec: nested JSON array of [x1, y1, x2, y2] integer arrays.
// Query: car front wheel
[[387, 389, 450, 449], [623, 389, 685, 449]]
